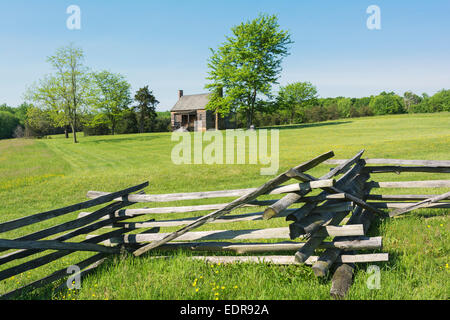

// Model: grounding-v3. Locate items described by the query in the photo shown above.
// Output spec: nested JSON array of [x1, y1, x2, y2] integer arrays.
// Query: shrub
[[152, 117, 171, 132], [427, 89, 450, 112], [369, 92, 405, 115], [0, 111, 20, 139]]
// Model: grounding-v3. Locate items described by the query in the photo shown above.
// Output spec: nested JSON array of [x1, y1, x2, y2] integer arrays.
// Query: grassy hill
[[0, 113, 449, 299]]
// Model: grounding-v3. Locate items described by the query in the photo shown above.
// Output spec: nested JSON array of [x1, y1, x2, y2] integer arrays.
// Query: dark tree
[[134, 86, 158, 133]]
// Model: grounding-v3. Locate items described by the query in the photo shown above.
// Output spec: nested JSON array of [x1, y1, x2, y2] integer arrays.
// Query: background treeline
[[82, 110, 171, 137], [2, 88, 448, 140], [0, 102, 170, 140], [235, 87, 450, 128]]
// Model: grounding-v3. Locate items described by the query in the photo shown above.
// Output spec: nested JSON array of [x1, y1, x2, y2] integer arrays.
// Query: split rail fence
[[0, 150, 449, 299]]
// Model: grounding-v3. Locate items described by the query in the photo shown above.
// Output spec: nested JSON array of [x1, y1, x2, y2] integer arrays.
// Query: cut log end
[[262, 208, 277, 220], [312, 261, 329, 277], [330, 263, 355, 300], [294, 251, 308, 264]]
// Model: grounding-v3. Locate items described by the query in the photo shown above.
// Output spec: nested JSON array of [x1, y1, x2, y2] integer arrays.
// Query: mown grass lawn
[[0, 113, 449, 300]]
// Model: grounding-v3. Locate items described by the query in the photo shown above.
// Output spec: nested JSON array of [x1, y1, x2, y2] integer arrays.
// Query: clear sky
[[1, 0, 449, 111]]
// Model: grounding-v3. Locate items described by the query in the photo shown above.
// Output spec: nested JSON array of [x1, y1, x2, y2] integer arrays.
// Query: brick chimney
[[178, 90, 184, 99]]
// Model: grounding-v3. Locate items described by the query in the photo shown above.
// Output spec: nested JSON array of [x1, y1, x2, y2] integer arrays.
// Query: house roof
[[171, 93, 210, 112]]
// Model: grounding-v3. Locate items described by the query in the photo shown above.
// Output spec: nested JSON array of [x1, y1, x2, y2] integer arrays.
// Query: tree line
[[0, 44, 170, 141], [234, 85, 450, 128], [2, 86, 448, 140]]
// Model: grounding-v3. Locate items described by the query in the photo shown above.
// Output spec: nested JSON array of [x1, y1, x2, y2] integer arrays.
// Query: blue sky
[[0, 0, 449, 111]]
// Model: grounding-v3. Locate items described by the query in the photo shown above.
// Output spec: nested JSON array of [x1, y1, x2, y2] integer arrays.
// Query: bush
[[336, 98, 352, 118], [427, 89, 450, 112], [25, 107, 57, 138], [0, 111, 20, 139], [115, 110, 139, 134], [152, 117, 171, 132], [369, 92, 405, 115]]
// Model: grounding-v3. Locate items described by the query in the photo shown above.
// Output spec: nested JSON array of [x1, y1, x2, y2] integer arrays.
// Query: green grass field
[[0, 113, 449, 300]]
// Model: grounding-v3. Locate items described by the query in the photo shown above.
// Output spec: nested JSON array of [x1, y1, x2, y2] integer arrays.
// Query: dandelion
[[214, 292, 219, 296], [215, 297, 219, 300], [195, 288, 199, 293], [221, 286, 225, 290], [440, 224, 443, 227], [427, 225, 431, 228], [234, 285, 238, 289], [446, 263, 449, 269], [215, 270, 219, 274]]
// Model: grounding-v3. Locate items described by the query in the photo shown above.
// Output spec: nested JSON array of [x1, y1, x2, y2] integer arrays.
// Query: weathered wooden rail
[[0, 182, 149, 299], [0, 151, 448, 300]]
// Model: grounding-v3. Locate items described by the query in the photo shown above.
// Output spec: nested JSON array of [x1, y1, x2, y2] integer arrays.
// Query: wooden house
[[170, 90, 230, 131]]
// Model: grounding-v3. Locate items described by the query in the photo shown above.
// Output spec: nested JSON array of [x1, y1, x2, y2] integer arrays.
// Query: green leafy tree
[[92, 70, 132, 135], [403, 91, 422, 112], [277, 82, 318, 123], [24, 106, 54, 137], [369, 92, 405, 115], [14, 102, 32, 126], [427, 89, 450, 112], [336, 97, 353, 118], [116, 109, 139, 134], [206, 13, 292, 128], [0, 104, 15, 113], [26, 44, 93, 143], [134, 86, 158, 133]]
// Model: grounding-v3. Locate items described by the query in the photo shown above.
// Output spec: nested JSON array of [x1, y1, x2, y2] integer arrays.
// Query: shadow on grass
[[258, 120, 352, 131], [351, 215, 407, 276], [83, 135, 159, 144]]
